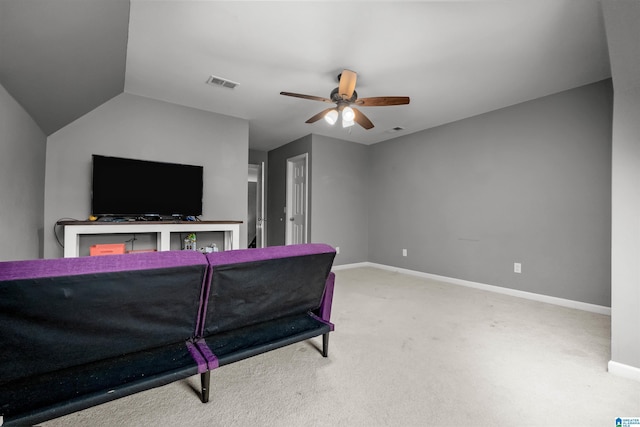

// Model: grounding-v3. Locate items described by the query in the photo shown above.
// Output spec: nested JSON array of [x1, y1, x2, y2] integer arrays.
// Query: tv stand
[[57, 220, 242, 258]]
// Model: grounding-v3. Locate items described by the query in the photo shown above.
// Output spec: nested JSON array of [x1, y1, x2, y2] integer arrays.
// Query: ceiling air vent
[[387, 126, 405, 133], [206, 75, 239, 89]]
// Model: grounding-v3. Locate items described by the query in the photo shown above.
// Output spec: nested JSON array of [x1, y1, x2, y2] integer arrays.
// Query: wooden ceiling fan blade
[[280, 92, 333, 103], [306, 107, 337, 124], [338, 69, 357, 100], [355, 96, 410, 107], [353, 107, 374, 130]]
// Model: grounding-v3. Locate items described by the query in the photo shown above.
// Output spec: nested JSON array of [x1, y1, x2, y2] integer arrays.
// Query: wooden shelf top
[[57, 220, 243, 226]]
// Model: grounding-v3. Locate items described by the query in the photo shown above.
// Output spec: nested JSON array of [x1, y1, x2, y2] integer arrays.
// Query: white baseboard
[[332, 262, 371, 271], [334, 262, 611, 316], [608, 360, 640, 382]]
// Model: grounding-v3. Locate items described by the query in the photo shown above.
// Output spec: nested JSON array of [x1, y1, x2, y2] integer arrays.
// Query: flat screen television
[[91, 155, 203, 218]]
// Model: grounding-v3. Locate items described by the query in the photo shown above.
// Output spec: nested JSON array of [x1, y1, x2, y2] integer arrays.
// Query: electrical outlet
[[514, 262, 522, 273], [402, 249, 408, 257], [336, 246, 340, 254]]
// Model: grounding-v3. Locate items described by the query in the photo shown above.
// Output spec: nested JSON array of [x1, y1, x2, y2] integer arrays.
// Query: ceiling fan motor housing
[[330, 87, 357, 104]]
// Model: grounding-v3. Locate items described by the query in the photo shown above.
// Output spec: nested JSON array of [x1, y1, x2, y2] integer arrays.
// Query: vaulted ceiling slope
[[0, 1, 611, 151], [0, 0, 129, 136]]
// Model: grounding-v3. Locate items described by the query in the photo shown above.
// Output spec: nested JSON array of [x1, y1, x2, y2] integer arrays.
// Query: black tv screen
[[91, 155, 203, 217]]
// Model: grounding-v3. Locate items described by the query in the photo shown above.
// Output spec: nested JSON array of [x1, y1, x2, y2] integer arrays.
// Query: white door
[[286, 153, 308, 245]]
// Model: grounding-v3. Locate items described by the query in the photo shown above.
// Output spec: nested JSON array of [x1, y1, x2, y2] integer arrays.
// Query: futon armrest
[[316, 272, 335, 329]]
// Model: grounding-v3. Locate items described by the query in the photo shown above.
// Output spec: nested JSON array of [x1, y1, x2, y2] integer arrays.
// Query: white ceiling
[[0, 1, 611, 152], [125, 0, 611, 151]]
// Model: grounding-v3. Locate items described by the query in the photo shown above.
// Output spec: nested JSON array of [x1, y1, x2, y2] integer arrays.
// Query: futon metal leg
[[201, 371, 211, 403], [322, 333, 329, 357]]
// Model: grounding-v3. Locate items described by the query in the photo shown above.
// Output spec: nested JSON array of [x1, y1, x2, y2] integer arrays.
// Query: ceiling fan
[[280, 69, 410, 130]]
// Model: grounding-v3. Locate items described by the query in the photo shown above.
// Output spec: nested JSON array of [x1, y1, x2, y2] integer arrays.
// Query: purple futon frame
[[0, 244, 336, 426]]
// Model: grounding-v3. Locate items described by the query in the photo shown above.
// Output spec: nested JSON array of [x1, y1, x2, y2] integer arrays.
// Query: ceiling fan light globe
[[342, 119, 355, 128], [342, 106, 355, 122], [324, 109, 338, 125]]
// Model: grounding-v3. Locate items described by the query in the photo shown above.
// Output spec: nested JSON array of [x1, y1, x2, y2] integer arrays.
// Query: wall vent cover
[[206, 75, 239, 89]]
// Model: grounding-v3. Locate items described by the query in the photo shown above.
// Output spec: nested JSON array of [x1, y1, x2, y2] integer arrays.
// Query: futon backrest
[[201, 244, 336, 337], [0, 251, 208, 386]]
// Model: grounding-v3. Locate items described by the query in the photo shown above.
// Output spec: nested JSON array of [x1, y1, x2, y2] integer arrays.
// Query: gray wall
[[368, 80, 612, 307], [44, 92, 248, 258], [267, 135, 312, 246], [0, 84, 47, 261], [603, 0, 640, 373], [311, 135, 369, 265], [249, 149, 267, 165]]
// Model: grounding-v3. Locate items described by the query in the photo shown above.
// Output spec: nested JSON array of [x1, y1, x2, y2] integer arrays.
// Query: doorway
[[285, 153, 308, 245], [248, 162, 265, 248]]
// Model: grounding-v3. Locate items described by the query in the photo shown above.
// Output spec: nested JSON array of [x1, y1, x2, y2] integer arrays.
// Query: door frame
[[248, 162, 266, 248], [285, 153, 309, 245]]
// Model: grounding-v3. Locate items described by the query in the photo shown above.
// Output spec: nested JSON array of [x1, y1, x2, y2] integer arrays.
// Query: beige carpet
[[41, 267, 640, 427]]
